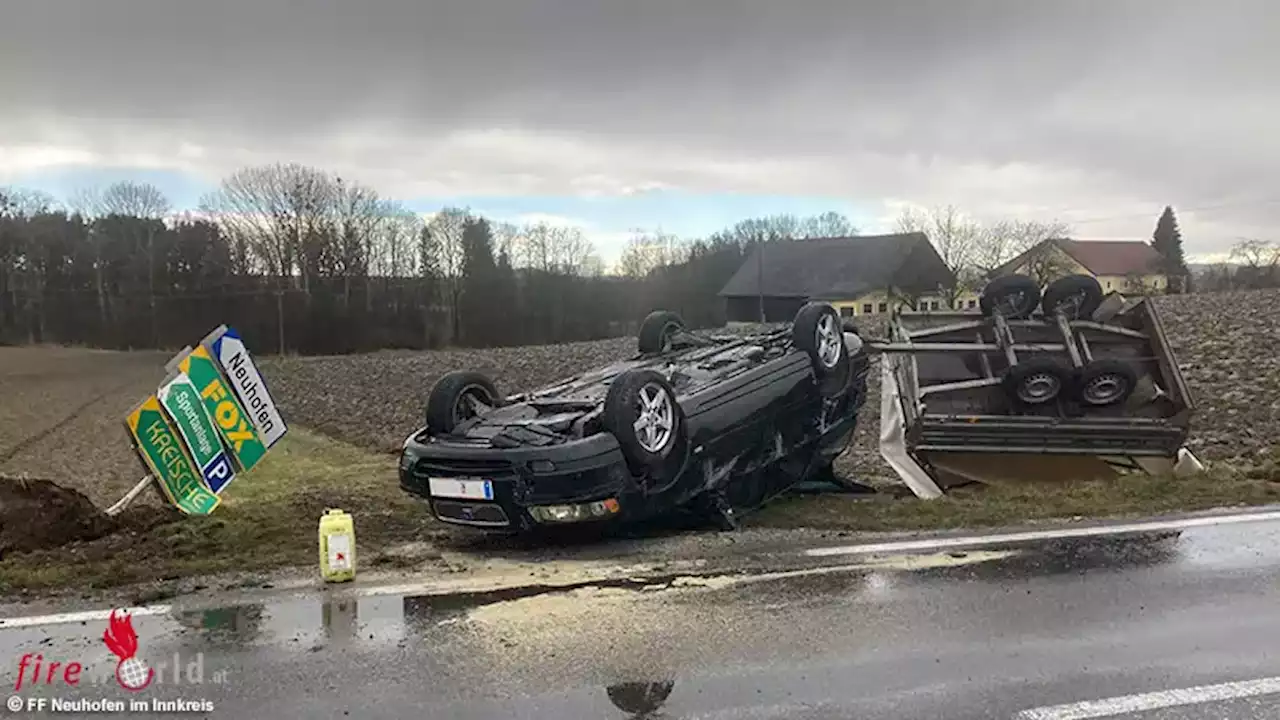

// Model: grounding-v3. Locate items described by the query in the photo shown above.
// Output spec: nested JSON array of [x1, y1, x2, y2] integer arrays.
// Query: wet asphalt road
[[5, 518, 1280, 719]]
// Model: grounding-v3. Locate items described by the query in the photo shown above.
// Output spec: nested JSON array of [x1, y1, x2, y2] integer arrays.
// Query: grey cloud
[[3, 0, 1279, 252]]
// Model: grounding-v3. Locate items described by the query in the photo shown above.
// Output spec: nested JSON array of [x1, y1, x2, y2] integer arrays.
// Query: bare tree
[[425, 207, 471, 341], [798, 211, 859, 238], [371, 205, 422, 277], [895, 205, 981, 306], [616, 231, 688, 277], [0, 187, 59, 218], [975, 219, 1072, 275], [201, 163, 335, 286], [516, 223, 596, 274], [1230, 238, 1280, 289]]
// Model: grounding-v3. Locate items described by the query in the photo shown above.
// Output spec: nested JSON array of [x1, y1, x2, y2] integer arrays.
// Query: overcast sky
[[3, 0, 1277, 264]]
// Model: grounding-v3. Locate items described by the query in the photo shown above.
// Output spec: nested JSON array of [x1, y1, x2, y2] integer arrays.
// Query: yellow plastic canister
[[318, 508, 356, 583]]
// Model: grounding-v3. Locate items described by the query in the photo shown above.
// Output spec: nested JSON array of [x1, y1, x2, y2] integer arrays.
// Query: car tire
[[425, 371, 501, 435], [637, 310, 687, 354], [792, 302, 852, 397], [1073, 359, 1138, 407], [602, 369, 688, 479], [1042, 274, 1104, 320], [980, 274, 1042, 319], [1002, 357, 1071, 406]]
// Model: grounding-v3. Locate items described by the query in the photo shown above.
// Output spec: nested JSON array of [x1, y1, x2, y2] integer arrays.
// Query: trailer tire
[[638, 310, 687, 354], [426, 371, 502, 435], [1002, 357, 1071, 406], [1073, 359, 1138, 407], [602, 370, 688, 482], [980, 274, 1042, 319], [792, 302, 851, 397], [1042, 274, 1104, 320]]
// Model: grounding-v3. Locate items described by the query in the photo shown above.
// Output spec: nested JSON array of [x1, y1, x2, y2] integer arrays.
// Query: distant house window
[[967, 299, 977, 309], [878, 302, 888, 313], [1106, 281, 1112, 290], [862, 303, 874, 314], [840, 306, 853, 318]]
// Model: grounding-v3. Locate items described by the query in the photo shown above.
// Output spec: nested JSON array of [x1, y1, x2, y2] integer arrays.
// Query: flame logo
[[102, 610, 153, 692]]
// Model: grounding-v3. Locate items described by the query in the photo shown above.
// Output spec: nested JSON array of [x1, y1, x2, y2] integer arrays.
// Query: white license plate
[[428, 477, 494, 501]]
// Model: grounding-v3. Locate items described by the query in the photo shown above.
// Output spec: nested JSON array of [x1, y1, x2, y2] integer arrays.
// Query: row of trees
[[3, 164, 1274, 354], [0, 167, 869, 352]]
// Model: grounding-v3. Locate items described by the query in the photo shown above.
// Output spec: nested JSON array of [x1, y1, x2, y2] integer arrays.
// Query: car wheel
[[1073, 359, 1138, 407], [1042, 274, 1104, 320], [425, 371, 501, 435], [637, 310, 687, 355], [792, 302, 851, 397], [602, 369, 688, 478], [980, 274, 1042, 319], [1002, 357, 1070, 406]]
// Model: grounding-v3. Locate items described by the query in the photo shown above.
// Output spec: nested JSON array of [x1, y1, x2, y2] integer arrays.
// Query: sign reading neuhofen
[[207, 325, 287, 449]]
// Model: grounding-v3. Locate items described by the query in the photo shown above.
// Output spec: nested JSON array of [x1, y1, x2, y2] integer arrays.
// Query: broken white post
[[106, 475, 153, 516]]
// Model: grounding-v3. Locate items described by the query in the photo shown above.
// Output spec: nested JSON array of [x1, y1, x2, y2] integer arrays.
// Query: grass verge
[[0, 428, 445, 595], [748, 462, 1280, 532]]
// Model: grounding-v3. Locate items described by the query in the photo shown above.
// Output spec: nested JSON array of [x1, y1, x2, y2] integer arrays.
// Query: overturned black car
[[398, 303, 870, 533]]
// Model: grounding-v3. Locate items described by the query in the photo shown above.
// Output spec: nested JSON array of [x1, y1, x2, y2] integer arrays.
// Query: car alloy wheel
[[632, 382, 675, 453], [815, 313, 843, 369]]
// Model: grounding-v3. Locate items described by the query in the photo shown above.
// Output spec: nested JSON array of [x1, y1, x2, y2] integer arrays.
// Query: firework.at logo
[[13, 609, 231, 692]]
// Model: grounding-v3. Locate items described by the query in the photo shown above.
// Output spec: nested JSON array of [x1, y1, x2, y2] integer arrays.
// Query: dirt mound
[[0, 476, 119, 555]]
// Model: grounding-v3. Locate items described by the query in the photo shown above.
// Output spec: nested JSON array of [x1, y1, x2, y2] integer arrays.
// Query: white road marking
[[805, 509, 1280, 557], [1015, 676, 1280, 719], [0, 604, 172, 630]]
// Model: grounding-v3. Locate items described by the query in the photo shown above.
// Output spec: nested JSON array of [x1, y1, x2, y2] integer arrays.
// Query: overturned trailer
[[865, 273, 1200, 498]]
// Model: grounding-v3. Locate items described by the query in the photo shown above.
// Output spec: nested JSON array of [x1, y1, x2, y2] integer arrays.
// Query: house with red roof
[[993, 238, 1169, 294]]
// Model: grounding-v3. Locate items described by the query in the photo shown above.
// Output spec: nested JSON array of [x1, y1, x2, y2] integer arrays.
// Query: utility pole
[[757, 241, 765, 323]]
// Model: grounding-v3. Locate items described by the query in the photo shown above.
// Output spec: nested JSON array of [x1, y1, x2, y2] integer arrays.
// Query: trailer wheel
[[1003, 357, 1070, 406], [425, 371, 501, 434], [792, 302, 851, 397], [1073, 359, 1138, 407], [1042, 274, 1103, 320], [602, 370, 687, 479], [637, 310, 687, 354], [980, 274, 1042, 319]]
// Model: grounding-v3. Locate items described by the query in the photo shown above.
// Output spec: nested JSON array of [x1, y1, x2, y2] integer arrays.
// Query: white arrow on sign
[[211, 329, 288, 449]]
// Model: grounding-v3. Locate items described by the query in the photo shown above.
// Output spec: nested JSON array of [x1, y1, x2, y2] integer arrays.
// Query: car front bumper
[[398, 430, 635, 531]]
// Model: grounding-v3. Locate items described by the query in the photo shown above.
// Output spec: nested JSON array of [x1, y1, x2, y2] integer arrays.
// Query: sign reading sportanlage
[[157, 372, 237, 494], [124, 396, 220, 515], [208, 326, 287, 449]]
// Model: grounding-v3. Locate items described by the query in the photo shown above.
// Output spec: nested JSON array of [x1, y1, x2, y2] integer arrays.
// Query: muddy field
[[2, 288, 1278, 510]]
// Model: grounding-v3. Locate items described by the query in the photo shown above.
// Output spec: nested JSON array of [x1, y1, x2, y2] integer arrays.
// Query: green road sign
[[158, 372, 237, 494], [177, 346, 267, 472], [125, 396, 220, 515]]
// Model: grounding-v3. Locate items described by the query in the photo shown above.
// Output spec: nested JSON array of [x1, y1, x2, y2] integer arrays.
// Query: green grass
[[749, 462, 1280, 533], [0, 428, 444, 594]]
